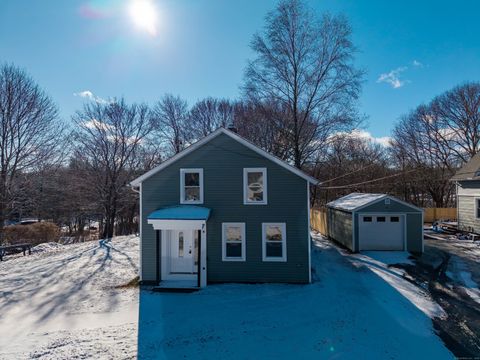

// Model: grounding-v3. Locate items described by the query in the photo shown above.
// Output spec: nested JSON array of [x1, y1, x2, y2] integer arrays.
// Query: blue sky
[[1, 0, 479, 140]]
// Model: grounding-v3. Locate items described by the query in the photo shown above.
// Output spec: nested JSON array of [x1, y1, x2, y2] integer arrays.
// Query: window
[[243, 168, 267, 205], [390, 216, 400, 222], [376, 216, 386, 222], [476, 199, 480, 219], [363, 216, 372, 222], [180, 168, 203, 204], [262, 223, 287, 262], [222, 223, 246, 261], [178, 232, 184, 257]]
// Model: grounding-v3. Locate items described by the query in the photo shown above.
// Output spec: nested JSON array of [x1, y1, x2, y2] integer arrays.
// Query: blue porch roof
[[147, 205, 211, 221]]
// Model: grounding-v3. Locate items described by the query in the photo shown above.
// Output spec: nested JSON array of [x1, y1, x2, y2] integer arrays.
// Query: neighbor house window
[[222, 223, 246, 261], [476, 199, 480, 219], [243, 168, 267, 205], [262, 223, 287, 262], [180, 168, 203, 204]]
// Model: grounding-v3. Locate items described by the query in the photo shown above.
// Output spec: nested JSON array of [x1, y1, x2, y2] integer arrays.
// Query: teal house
[[131, 128, 318, 289]]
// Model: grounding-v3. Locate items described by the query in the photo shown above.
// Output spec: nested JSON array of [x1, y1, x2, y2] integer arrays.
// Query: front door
[[170, 230, 198, 274]]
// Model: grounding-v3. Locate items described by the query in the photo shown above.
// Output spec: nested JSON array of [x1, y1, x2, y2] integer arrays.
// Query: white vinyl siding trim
[[243, 167, 267, 205], [180, 168, 204, 204], [222, 223, 246, 262], [262, 223, 287, 262]]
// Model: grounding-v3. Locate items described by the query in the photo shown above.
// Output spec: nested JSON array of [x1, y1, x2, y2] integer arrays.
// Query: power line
[[318, 169, 416, 189]]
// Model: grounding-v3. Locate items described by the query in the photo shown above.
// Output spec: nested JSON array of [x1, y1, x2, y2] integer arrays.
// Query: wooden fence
[[310, 207, 456, 235], [310, 208, 328, 235], [423, 208, 456, 223]]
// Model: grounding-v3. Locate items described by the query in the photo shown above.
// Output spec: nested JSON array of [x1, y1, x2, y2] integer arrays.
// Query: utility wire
[[318, 169, 416, 189]]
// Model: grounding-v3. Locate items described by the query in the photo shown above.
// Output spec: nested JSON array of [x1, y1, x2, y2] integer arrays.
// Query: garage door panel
[[359, 214, 404, 251]]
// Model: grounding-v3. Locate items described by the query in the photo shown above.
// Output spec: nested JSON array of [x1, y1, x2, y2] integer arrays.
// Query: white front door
[[170, 230, 198, 274]]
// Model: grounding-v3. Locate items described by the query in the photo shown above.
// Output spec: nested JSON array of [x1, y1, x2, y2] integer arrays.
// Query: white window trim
[[475, 198, 480, 219], [180, 168, 204, 204], [262, 222, 287, 262], [243, 167, 267, 205], [222, 222, 246, 262]]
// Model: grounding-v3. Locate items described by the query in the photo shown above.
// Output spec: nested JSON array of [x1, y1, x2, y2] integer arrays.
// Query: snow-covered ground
[[0, 234, 453, 359]]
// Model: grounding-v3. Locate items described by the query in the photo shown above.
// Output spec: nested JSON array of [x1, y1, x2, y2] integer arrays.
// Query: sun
[[128, 0, 158, 36]]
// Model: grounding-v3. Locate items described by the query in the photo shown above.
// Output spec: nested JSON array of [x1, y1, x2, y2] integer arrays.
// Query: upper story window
[[243, 168, 267, 205], [180, 168, 203, 204]]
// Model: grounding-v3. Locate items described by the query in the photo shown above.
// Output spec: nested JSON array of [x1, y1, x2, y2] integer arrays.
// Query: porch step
[[152, 280, 200, 293]]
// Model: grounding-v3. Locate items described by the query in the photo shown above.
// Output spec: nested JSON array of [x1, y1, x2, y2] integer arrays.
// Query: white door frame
[[357, 212, 406, 251], [148, 219, 207, 287]]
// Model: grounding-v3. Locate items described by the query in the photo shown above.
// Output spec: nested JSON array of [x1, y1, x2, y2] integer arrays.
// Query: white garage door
[[359, 214, 404, 251]]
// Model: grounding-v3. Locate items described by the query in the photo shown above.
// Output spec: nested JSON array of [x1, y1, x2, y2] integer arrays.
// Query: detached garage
[[326, 193, 424, 253]]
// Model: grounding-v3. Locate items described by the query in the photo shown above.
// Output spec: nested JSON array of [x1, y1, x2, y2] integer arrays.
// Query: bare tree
[[188, 97, 234, 138], [152, 94, 189, 155], [72, 99, 155, 239], [243, 0, 364, 168], [391, 106, 456, 207], [430, 82, 480, 163], [0, 64, 64, 237]]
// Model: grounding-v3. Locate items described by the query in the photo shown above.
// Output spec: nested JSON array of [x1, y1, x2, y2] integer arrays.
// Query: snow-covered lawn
[[0, 234, 453, 359]]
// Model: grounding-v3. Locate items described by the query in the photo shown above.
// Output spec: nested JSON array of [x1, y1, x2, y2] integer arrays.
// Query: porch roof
[[147, 205, 211, 221]]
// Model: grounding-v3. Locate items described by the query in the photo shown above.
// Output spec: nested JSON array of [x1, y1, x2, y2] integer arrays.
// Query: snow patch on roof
[[327, 192, 386, 211]]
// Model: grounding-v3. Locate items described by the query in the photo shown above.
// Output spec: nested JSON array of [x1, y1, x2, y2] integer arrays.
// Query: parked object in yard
[[326, 193, 424, 253], [0, 243, 31, 261], [130, 127, 319, 289], [452, 153, 480, 234]]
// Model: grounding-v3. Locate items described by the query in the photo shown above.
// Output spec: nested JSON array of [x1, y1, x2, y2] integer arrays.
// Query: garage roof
[[327, 193, 386, 211]]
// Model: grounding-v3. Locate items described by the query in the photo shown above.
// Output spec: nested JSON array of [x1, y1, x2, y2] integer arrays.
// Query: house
[[326, 193, 423, 253], [451, 153, 480, 233], [130, 127, 319, 288]]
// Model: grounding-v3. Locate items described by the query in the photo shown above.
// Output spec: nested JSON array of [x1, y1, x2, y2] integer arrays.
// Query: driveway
[[391, 235, 480, 358]]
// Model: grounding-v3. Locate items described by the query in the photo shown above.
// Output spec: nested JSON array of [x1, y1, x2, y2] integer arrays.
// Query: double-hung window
[[180, 168, 203, 204], [262, 223, 287, 262], [222, 223, 246, 261], [243, 168, 267, 205]]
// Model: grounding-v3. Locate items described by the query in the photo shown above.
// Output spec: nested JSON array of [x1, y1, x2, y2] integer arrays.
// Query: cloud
[[331, 129, 392, 147], [412, 60, 423, 68], [377, 67, 408, 89], [83, 119, 112, 131], [74, 90, 110, 104]]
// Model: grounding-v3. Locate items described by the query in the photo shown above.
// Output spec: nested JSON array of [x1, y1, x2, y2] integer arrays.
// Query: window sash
[[262, 223, 286, 262], [243, 168, 267, 205], [180, 169, 203, 204], [222, 223, 246, 261]]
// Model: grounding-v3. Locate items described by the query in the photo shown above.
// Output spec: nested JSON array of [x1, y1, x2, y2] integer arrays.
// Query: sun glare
[[128, 0, 158, 36]]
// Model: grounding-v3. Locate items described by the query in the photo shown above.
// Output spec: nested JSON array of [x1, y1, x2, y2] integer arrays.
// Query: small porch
[[147, 205, 210, 290]]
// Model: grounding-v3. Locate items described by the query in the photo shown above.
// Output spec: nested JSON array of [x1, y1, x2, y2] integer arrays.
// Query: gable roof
[[451, 153, 480, 181], [326, 192, 422, 212], [130, 127, 319, 187]]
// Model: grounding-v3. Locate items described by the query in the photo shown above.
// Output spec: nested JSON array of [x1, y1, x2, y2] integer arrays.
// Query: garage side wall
[[327, 208, 354, 251], [356, 198, 423, 253]]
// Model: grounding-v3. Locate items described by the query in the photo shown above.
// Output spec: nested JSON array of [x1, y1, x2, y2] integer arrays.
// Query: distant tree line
[[0, 0, 478, 243]]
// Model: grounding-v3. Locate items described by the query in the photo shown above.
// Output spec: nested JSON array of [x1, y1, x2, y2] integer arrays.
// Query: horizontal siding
[[457, 180, 480, 197], [141, 132, 309, 284], [327, 208, 354, 251], [406, 213, 423, 253], [458, 195, 480, 233]]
